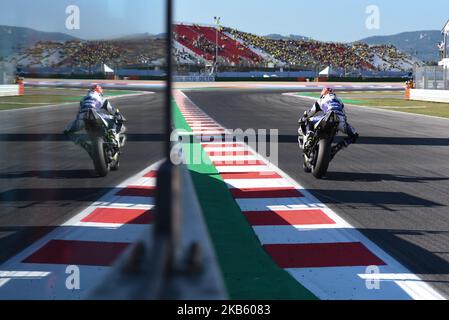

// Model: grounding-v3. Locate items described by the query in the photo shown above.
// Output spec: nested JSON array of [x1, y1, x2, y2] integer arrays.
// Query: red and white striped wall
[[0, 163, 161, 299], [174, 89, 445, 300]]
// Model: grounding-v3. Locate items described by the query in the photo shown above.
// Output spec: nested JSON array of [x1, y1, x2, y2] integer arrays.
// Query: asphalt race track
[[184, 89, 449, 297], [0, 93, 164, 263]]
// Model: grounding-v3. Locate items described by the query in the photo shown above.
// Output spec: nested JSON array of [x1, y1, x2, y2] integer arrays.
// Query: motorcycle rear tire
[[312, 138, 331, 179], [92, 136, 109, 177]]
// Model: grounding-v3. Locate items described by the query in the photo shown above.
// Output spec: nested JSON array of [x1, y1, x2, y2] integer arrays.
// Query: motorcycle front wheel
[[92, 136, 110, 177]]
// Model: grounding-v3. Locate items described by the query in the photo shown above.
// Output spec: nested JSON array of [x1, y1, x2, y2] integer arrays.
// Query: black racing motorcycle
[[298, 110, 341, 179], [83, 108, 126, 177]]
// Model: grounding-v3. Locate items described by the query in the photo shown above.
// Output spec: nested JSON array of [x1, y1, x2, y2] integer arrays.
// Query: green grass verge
[[172, 99, 317, 300], [295, 91, 449, 118]]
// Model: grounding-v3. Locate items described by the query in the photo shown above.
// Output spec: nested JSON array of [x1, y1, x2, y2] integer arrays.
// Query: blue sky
[[1, 0, 165, 40], [1, 0, 448, 42], [175, 0, 449, 42]]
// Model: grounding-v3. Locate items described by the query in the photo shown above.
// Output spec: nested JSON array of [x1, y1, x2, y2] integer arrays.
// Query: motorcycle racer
[[64, 85, 126, 153], [299, 88, 358, 155]]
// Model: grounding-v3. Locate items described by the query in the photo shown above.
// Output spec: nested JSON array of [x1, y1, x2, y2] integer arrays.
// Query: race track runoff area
[[1, 81, 449, 300]]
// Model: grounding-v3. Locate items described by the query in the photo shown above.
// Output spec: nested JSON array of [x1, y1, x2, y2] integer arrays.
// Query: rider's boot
[[331, 133, 359, 159], [119, 135, 127, 148], [331, 141, 347, 159]]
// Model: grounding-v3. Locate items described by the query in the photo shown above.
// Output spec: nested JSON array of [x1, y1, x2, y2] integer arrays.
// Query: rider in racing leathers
[[64, 85, 126, 152], [299, 88, 358, 154]]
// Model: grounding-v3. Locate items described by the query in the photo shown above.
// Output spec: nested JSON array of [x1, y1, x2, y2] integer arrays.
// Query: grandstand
[[7, 23, 421, 78], [222, 27, 420, 72], [10, 38, 166, 75], [174, 24, 262, 66]]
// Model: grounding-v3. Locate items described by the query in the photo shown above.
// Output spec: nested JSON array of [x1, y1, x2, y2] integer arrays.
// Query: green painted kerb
[[172, 98, 317, 300]]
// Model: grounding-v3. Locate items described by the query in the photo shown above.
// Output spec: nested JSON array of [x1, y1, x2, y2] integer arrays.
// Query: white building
[[408, 20, 449, 102], [438, 19, 449, 67]]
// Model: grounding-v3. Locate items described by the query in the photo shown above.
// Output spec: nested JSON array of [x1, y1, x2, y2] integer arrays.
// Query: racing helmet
[[320, 87, 334, 98], [90, 85, 104, 96]]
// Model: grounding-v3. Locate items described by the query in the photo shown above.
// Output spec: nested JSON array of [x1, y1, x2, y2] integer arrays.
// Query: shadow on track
[[0, 133, 165, 142], [307, 189, 442, 210], [0, 226, 55, 263], [0, 170, 98, 180], [324, 172, 449, 183], [0, 187, 117, 203], [275, 135, 449, 146]]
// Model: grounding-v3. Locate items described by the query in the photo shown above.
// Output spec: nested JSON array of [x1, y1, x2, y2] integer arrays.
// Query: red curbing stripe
[[194, 130, 226, 133], [188, 123, 218, 126], [188, 122, 219, 125], [189, 125, 222, 128], [230, 187, 304, 199], [81, 208, 153, 225], [213, 160, 265, 166], [208, 151, 253, 157], [184, 117, 211, 119], [244, 209, 335, 226], [22, 240, 130, 266], [144, 171, 158, 178], [116, 186, 156, 197], [184, 116, 207, 118], [193, 127, 224, 130], [264, 242, 386, 268], [221, 172, 281, 180], [202, 143, 246, 148]]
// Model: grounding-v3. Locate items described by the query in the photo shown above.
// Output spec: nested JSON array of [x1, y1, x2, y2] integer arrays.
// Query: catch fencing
[[414, 66, 449, 90]]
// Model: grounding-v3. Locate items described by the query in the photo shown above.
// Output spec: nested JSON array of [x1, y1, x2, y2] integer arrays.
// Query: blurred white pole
[[214, 16, 221, 74]]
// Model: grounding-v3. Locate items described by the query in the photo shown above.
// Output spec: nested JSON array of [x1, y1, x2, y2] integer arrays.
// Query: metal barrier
[[173, 75, 216, 82], [88, 161, 227, 300]]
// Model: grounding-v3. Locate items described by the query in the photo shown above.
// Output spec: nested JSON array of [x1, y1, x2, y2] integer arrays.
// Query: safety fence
[[414, 66, 449, 90]]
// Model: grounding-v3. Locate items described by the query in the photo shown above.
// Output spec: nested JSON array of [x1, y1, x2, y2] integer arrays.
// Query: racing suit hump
[[80, 92, 104, 112], [318, 94, 345, 115]]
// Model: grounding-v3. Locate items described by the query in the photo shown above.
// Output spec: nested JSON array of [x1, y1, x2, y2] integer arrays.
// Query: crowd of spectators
[[12, 38, 166, 70], [11, 26, 418, 72], [173, 46, 201, 65], [223, 27, 417, 71], [174, 24, 263, 67], [192, 34, 221, 55], [354, 43, 415, 71]]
